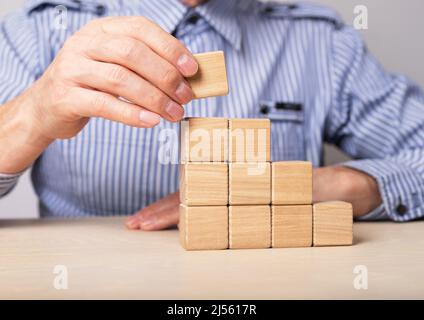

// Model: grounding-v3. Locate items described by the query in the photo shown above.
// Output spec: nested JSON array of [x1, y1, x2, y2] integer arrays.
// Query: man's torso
[[22, 0, 342, 216]]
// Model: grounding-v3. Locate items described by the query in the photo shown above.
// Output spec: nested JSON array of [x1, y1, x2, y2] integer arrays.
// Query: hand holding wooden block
[[187, 51, 229, 99], [229, 119, 271, 162], [271, 161, 312, 205], [180, 163, 228, 205], [272, 205, 312, 248], [313, 201, 353, 246], [229, 205, 271, 249], [180, 117, 228, 162], [179, 205, 228, 250], [229, 163, 271, 205]]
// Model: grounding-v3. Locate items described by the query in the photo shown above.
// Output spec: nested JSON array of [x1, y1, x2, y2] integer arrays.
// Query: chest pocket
[[261, 100, 306, 161]]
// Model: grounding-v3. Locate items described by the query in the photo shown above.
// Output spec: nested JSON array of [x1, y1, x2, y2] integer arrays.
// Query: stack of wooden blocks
[[179, 118, 353, 250], [179, 50, 352, 250]]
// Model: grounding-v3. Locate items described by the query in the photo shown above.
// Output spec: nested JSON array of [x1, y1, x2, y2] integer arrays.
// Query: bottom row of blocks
[[179, 202, 353, 250]]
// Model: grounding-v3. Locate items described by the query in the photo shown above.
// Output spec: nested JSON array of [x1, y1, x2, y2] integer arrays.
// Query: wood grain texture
[[180, 117, 228, 162], [229, 119, 271, 162], [229, 163, 271, 205], [271, 161, 312, 205], [313, 201, 353, 247], [229, 205, 271, 249], [179, 205, 228, 250], [3, 217, 424, 299], [272, 205, 312, 248], [180, 163, 228, 205], [187, 51, 229, 99]]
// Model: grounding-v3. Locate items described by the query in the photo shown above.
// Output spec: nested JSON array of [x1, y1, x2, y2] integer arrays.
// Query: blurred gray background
[[1, 0, 423, 219]]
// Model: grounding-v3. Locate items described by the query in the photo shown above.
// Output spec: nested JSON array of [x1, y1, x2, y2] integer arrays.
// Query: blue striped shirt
[[1, 0, 424, 221]]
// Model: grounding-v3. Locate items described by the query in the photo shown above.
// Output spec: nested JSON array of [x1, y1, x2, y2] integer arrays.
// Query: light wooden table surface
[[1, 217, 423, 299]]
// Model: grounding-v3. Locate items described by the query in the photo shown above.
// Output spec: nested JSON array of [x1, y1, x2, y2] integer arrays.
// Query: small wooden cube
[[313, 201, 353, 247], [271, 161, 312, 205], [188, 51, 229, 99], [229, 119, 271, 162], [229, 205, 271, 249], [180, 163, 228, 205], [229, 163, 271, 205], [272, 205, 312, 248], [179, 205, 228, 250], [180, 117, 228, 162]]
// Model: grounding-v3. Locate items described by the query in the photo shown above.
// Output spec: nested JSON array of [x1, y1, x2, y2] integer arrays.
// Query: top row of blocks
[[181, 117, 271, 163]]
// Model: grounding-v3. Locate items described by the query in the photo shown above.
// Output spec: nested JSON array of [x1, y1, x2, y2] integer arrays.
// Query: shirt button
[[187, 14, 199, 25], [263, 7, 274, 14], [260, 105, 270, 115], [96, 5, 106, 16], [396, 204, 408, 216]]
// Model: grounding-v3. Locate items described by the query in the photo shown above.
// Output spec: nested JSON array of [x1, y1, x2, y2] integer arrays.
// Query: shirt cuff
[[343, 159, 424, 222], [0, 172, 23, 197], [356, 204, 388, 221]]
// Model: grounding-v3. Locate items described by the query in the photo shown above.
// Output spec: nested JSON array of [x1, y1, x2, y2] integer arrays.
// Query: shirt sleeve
[[326, 24, 424, 222], [0, 172, 23, 197], [356, 204, 388, 221], [0, 10, 40, 198]]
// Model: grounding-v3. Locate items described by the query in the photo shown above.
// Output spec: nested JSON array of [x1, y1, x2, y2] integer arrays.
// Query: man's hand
[[126, 166, 383, 231], [0, 16, 198, 174], [33, 16, 198, 139], [126, 191, 180, 231]]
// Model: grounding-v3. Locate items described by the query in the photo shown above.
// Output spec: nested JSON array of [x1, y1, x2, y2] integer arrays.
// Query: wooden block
[[229, 119, 271, 162], [229, 163, 271, 205], [229, 205, 271, 249], [188, 51, 229, 99], [179, 205, 228, 250], [180, 163, 228, 205], [180, 117, 228, 162], [272, 205, 312, 248], [313, 201, 353, 247], [271, 161, 312, 205]]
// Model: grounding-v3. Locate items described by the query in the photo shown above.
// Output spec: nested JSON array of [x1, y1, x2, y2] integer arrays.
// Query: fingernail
[[175, 81, 194, 103], [166, 101, 184, 121], [177, 54, 198, 77], [126, 218, 139, 229], [139, 110, 161, 126]]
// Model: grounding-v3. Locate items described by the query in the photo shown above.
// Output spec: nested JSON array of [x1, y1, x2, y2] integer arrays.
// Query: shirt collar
[[194, 0, 243, 51], [139, 0, 245, 51], [138, 0, 188, 34]]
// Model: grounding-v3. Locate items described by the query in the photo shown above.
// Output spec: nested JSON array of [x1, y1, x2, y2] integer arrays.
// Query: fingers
[[68, 87, 161, 127], [72, 59, 185, 122], [73, 16, 199, 124], [126, 192, 180, 231], [126, 206, 179, 231], [85, 34, 194, 105], [98, 17, 199, 77]]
